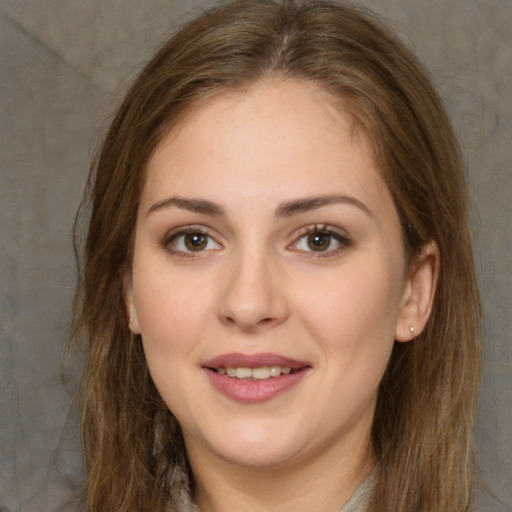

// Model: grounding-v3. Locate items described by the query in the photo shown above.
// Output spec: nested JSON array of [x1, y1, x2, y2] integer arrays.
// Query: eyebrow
[[146, 193, 372, 218], [275, 194, 373, 217], [147, 196, 225, 216]]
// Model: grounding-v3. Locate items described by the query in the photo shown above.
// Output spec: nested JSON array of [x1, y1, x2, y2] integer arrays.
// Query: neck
[[186, 432, 375, 512]]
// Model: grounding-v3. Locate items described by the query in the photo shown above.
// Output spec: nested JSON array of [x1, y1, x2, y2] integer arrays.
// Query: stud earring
[[129, 316, 134, 324], [409, 326, 415, 335]]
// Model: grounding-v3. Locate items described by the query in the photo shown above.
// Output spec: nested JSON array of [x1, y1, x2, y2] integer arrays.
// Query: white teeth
[[219, 366, 294, 380], [252, 366, 271, 380], [269, 365, 281, 377], [235, 367, 252, 379]]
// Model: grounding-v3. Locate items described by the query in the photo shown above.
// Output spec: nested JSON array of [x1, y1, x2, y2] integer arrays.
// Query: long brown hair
[[71, 1, 481, 510]]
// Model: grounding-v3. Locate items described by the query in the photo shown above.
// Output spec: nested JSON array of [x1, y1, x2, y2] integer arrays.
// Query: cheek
[[132, 266, 214, 416], [297, 261, 402, 419], [297, 258, 403, 356], [132, 261, 215, 358]]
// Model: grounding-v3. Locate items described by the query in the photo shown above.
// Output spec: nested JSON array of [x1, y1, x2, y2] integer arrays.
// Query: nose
[[217, 247, 290, 332]]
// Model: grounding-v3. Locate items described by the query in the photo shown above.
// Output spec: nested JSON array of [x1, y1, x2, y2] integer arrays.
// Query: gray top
[[177, 471, 375, 512], [339, 472, 375, 512]]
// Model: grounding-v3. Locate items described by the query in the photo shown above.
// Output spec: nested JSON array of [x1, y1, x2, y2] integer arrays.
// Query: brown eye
[[307, 233, 332, 251], [184, 233, 208, 251], [292, 226, 350, 256], [165, 229, 221, 255]]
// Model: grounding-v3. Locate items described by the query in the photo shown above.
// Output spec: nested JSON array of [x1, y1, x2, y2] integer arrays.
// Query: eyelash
[[163, 225, 221, 257], [292, 224, 351, 257], [162, 223, 351, 258]]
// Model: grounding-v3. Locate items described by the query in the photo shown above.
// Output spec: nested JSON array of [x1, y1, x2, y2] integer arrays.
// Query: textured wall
[[0, 1, 510, 511]]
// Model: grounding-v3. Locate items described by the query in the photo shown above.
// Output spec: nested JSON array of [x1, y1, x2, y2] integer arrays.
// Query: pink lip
[[202, 352, 311, 404], [203, 352, 309, 369]]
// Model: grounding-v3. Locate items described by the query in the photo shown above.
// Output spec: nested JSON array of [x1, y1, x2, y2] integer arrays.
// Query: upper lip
[[202, 352, 310, 369]]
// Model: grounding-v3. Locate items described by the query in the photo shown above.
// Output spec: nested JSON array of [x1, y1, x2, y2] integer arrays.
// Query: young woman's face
[[127, 80, 412, 472]]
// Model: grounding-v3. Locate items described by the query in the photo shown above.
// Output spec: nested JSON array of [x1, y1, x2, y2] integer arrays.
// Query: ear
[[395, 241, 439, 342], [123, 270, 141, 335]]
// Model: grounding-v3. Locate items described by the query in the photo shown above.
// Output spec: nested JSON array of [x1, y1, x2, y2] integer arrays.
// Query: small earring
[[409, 326, 415, 335], [129, 316, 134, 324]]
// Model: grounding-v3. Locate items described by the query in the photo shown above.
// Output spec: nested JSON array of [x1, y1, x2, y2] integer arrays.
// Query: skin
[[125, 80, 438, 512]]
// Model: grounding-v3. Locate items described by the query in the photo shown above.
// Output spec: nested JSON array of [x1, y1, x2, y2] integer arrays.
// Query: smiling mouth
[[203, 354, 311, 402], [213, 366, 297, 380]]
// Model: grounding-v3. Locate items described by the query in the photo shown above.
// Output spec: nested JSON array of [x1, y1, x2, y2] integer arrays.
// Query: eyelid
[[160, 223, 351, 258], [162, 224, 222, 256], [163, 224, 208, 242], [289, 224, 351, 256]]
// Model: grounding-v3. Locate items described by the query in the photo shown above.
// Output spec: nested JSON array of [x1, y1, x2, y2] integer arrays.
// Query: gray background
[[0, 1, 510, 511]]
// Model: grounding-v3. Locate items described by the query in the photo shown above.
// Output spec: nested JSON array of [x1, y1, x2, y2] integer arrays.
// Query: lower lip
[[205, 368, 309, 403]]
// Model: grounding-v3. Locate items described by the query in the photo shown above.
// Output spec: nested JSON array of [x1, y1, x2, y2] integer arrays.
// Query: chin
[[216, 441, 299, 469], [188, 419, 306, 469]]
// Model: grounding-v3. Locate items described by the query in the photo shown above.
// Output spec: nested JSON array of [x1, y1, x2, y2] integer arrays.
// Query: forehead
[[141, 79, 387, 214], [153, 78, 369, 160]]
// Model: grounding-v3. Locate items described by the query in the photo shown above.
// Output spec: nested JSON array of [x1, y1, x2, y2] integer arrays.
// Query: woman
[[71, 1, 481, 510]]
